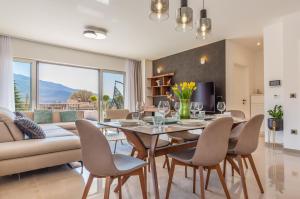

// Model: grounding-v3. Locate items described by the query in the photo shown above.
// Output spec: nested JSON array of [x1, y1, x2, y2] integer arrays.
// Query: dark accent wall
[[152, 40, 226, 107]]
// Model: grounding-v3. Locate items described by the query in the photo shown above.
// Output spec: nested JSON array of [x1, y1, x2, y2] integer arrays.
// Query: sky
[[13, 61, 124, 98]]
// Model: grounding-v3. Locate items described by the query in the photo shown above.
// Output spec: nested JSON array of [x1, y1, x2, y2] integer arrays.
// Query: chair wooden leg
[[144, 166, 147, 194], [138, 168, 148, 199], [166, 159, 176, 199], [223, 158, 227, 178], [118, 177, 122, 199], [82, 174, 93, 199], [247, 154, 264, 193], [185, 166, 188, 178], [193, 167, 196, 193], [114, 176, 129, 192], [216, 164, 231, 199], [199, 166, 205, 199], [205, 168, 211, 190], [236, 155, 248, 199], [163, 158, 167, 168], [243, 157, 248, 169], [104, 177, 112, 199], [227, 156, 240, 176], [231, 166, 234, 177]]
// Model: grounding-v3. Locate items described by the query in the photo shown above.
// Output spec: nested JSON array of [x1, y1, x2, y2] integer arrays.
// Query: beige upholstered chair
[[227, 110, 246, 119], [224, 114, 264, 199], [165, 118, 233, 199], [76, 120, 147, 199]]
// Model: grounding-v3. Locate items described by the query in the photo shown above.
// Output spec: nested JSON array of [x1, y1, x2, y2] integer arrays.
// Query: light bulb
[[156, 2, 163, 10], [201, 25, 206, 32], [181, 15, 188, 23]]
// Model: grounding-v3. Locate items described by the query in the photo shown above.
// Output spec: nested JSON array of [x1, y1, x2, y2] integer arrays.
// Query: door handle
[[242, 99, 247, 105]]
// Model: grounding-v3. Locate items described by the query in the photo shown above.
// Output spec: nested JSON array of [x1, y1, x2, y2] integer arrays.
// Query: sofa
[[0, 108, 81, 177]]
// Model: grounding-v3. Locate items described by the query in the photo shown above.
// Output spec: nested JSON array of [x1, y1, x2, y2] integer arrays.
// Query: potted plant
[[267, 105, 283, 131], [172, 81, 197, 119]]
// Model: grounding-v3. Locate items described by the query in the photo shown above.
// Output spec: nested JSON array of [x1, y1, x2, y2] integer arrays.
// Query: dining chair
[[76, 120, 148, 199], [224, 114, 264, 199], [227, 110, 246, 119], [226, 110, 249, 173], [165, 117, 234, 199]]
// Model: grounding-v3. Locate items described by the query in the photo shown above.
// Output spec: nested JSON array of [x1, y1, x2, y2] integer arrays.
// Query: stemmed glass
[[217, 102, 226, 114], [158, 101, 170, 126], [190, 102, 200, 119], [174, 102, 180, 119], [136, 101, 145, 113]]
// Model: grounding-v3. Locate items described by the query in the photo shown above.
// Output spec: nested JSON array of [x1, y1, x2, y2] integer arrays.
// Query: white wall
[[11, 38, 127, 71], [263, 22, 284, 144], [264, 12, 300, 149], [254, 49, 264, 94]]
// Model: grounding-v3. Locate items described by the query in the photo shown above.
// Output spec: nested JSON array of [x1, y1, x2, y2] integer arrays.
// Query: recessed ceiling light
[[257, 42, 261, 46], [83, 26, 107, 40]]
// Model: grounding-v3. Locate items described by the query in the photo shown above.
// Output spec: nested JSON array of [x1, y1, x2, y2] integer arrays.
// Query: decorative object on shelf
[[196, 0, 212, 39], [267, 105, 283, 131], [167, 79, 171, 85], [156, 79, 162, 86], [172, 81, 197, 119], [175, 0, 193, 32], [149, 0, 213, 39], [149, 0, 169, 22]]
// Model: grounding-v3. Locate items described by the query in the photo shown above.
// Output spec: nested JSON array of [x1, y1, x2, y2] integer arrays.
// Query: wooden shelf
[[147, 85, 172, 88], [147, 73, 174, 79], [147, 95, 168, 98]]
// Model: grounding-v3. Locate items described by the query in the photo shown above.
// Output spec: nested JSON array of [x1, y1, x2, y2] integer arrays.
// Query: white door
[[231, 64, 250, 118]]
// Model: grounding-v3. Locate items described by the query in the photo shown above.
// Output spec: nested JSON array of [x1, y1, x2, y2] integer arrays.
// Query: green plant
[[267, 105, 283, 119], [102, 95, 110, 102], [89, 95, 98, 102]]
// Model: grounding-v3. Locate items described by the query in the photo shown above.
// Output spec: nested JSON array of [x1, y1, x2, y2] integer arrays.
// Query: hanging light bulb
[[196, 0, 212, 39], [149, 0, 169, 22], [175, 0, 193, 32]]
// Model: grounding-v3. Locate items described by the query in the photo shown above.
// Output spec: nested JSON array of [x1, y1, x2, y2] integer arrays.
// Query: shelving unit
[[147, 73, 174, 98]]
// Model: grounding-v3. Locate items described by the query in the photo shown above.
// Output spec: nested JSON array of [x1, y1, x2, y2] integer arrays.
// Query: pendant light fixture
[[175, 0, 193, 32], [196, 0, 212, 39], [149, 0, 169, 22]]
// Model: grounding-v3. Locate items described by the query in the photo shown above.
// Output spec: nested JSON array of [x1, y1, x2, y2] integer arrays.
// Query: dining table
[[98, 117, 246, 199]]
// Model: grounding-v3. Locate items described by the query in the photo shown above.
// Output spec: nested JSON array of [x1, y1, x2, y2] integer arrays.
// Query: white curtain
[[125, 59, 142, 112], [0, 35, 15, 111]]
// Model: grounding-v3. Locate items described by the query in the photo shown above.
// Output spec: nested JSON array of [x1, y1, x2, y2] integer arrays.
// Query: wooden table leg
[[149, 135, 160, 199]]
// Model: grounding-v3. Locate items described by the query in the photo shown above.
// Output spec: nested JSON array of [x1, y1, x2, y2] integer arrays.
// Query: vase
[[267, 118, 283, 131], [179, 99, 190, 119]]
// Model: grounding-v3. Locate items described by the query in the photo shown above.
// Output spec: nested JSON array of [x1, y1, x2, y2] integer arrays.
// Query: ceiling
[[0, 0, 300, 60]]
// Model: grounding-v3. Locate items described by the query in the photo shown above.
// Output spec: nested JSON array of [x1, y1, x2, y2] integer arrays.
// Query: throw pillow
[[14, 111, 26, 118], [14, 118, 46, 139], [60, 111, 77, 122], [34, 110, 52, 124]]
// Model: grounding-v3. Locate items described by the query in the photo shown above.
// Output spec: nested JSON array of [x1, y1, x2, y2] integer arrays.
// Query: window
[[102, 71, 125, 109], [38, 62, 99, 112], [13, 60, 32, 111]]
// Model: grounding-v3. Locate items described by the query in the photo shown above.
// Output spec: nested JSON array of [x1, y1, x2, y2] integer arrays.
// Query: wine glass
[[173, 102, 180, 119], [217, 102, 226, 114], [158, 101, 170, 125], [198, 102, 203, 111], [190, 102, 199, 119]]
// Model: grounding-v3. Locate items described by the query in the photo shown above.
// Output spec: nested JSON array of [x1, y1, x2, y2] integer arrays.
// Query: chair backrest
[[76, 120, 118, 176], [227, 110, 246, 119], [192, 117, 233, 166], [106, 109, 129, 120], [234, 114, 264, 155]]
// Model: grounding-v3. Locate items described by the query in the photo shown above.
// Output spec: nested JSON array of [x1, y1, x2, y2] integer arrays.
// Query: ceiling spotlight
[[175, 0, 193, 32], [149, 0, 169, 22], [83, 26, 107, 40], [196, 0, 212, 39], [257, 42, 261, 46]]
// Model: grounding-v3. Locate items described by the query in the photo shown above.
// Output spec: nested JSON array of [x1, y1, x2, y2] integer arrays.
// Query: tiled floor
[[1, 137, 300, 199]]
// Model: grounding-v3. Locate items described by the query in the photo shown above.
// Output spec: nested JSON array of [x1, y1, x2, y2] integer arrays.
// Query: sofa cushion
[[44, 128, 75, 138], [34, 110, 52, 124], [54, 122, 77, 130], [0, 136, 81, 161], [0, 122, 14, 143], [14, 118, 46, 139], [0, 108, 24, 141], [60, 111, 77, 122]]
